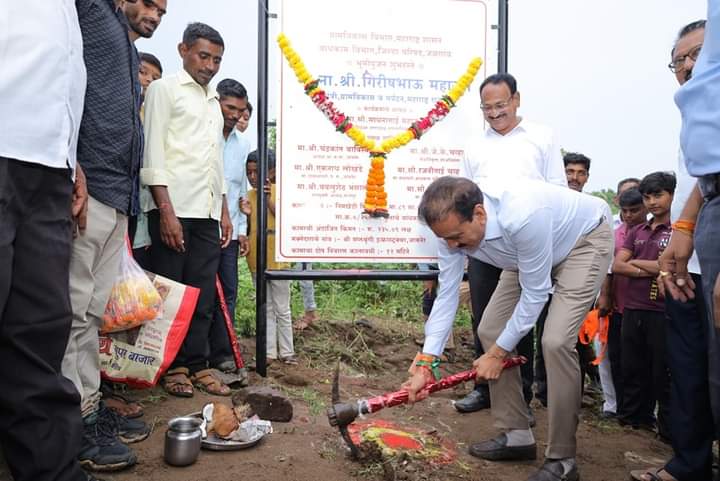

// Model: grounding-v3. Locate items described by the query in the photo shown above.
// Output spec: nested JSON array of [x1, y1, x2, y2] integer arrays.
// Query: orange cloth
[[578, 308, 609, 365]]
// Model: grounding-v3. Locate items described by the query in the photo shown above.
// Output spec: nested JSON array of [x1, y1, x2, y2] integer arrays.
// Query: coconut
[[209, 402, 239, 438]]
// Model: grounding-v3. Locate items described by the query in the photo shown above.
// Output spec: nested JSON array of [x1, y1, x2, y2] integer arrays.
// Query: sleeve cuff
[[495, 330, 519, 353], [421, 337, 444, 358], [140, 168, 169, 186]]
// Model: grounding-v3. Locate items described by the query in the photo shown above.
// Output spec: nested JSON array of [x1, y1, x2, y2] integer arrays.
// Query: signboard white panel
[[277, 0, 498, 262]]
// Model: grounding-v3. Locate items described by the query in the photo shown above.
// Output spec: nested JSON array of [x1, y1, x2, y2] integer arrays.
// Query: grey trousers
[[695, 194, 720, 435], [478, 221, 613, 459], [62, 195, 127, 416]]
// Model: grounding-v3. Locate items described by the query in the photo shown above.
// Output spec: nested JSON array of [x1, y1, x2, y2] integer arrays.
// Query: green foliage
[[234, 262, 472, 337], [590, 188, 618, 215]]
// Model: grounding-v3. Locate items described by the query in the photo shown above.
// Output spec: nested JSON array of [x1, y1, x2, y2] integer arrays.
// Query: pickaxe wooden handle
[[328, 355, 526, 458]]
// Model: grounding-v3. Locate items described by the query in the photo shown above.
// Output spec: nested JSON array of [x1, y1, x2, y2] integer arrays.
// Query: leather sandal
[[161, 367, 194, 398], [104, 394, 144, 419], [100, 383, 144, 418], [191, 368, 231, 396], [630, 467, 677, 481]]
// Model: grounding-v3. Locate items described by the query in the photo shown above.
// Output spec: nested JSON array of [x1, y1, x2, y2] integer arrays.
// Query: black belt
[[698, 173, 720, 201]]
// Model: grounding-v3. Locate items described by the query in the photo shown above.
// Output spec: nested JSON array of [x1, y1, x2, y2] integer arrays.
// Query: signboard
[[277, 0, 498, 262]]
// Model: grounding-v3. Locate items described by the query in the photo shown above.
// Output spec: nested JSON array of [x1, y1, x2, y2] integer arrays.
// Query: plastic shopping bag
[[101, 248, 163, 333], [100, 272, 199, 387]]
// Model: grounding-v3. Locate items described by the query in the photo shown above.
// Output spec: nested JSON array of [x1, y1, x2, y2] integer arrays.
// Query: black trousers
[[468, 258, 534, 404], [608, 311, 623, 413], [148, 211, 220, 374], [665, 275, 714, 481], [619, 308, 670, 432], [0, 158, 85, 481], [534, 302, 550, 404]]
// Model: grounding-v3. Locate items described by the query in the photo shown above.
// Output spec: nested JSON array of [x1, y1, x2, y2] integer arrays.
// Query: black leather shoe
[[454, 388, 490, 413], [468, 433, 536, 461], [525, 459, 579, 481]]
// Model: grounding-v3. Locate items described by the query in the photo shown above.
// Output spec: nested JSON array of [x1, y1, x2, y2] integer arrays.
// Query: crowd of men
[[1, 1, 719, 481]]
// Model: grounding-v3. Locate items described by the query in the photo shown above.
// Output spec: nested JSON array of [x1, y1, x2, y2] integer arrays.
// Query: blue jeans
[[296, 263, 316, 311], [695, 195, 720, 438]]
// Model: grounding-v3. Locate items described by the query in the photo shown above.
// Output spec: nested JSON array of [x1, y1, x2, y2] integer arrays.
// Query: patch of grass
[[299, 387, 326, 417], [279, 385, 327, 417], [234, 261, 472, 336]]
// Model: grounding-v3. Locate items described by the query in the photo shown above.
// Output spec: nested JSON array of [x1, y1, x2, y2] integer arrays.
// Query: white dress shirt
[[0, 0, 86, 172], [141, 69, 226, 220], [461, 119, 567, 192], [423, 180, 611, 356], [672, 151, 701, 274]]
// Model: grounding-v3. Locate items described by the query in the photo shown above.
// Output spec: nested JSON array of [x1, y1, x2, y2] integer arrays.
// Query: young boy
[[606, 187, 648, 417], [241, 150, 297, 364], [612, 172, 675, 438]]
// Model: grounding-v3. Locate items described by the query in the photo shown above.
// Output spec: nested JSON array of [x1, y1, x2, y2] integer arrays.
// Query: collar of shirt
[[640, 218, 671, 232], [178, 69, 218, 101], [480, 196, 502, 241], [484, 117, 526, 138]]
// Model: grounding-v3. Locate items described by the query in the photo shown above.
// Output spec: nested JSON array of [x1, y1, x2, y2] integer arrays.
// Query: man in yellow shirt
[[141, 22, 233, 397]]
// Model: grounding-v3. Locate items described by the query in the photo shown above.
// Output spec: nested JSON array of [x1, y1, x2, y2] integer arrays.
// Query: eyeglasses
[[668, 44, 703, 73], [480, 96, 514, 113]]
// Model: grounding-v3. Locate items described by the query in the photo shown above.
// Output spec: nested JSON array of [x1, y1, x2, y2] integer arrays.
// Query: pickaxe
[[327, 356, 527, 458]]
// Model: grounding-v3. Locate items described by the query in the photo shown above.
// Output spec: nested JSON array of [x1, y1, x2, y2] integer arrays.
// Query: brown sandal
[[191, 369, 231, 396], [104, 395, 144, 418], [161, 367, 194, 398], [630, 467, 677, 481]]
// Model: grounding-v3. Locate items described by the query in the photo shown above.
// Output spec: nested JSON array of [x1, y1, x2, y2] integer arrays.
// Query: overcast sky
[[138, 0, 707, 192]]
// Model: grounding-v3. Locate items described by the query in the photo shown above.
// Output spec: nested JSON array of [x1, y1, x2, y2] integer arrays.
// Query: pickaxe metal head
[[327, 362, 362, 458]]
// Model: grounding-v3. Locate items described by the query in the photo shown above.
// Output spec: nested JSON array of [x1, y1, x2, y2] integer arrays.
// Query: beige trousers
[[477, 221, 612, 459], [62, 196, 127, 416], [266, 279, 294, 359]]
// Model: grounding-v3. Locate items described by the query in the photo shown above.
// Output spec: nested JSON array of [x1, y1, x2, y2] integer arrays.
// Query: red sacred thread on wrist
[[158, 202, 171, 211]]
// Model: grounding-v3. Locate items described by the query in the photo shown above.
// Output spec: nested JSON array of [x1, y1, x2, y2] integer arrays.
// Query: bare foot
[[294, 311, 317, 331]]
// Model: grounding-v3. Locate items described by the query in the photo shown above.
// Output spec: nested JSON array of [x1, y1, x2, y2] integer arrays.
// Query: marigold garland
[[278, 33, 482, 218]]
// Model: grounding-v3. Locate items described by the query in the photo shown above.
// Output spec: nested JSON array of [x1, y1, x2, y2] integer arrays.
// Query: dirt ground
[[0, 318, 673, 481]]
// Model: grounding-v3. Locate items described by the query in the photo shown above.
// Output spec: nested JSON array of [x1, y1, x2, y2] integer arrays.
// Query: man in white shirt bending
[[405, 177, 612, 481]]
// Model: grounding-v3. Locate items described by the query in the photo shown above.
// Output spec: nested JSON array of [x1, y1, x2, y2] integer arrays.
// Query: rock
[[233, 387, 293, 422], [281, 373, 309, 386], [355, 318, 373, 329]]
